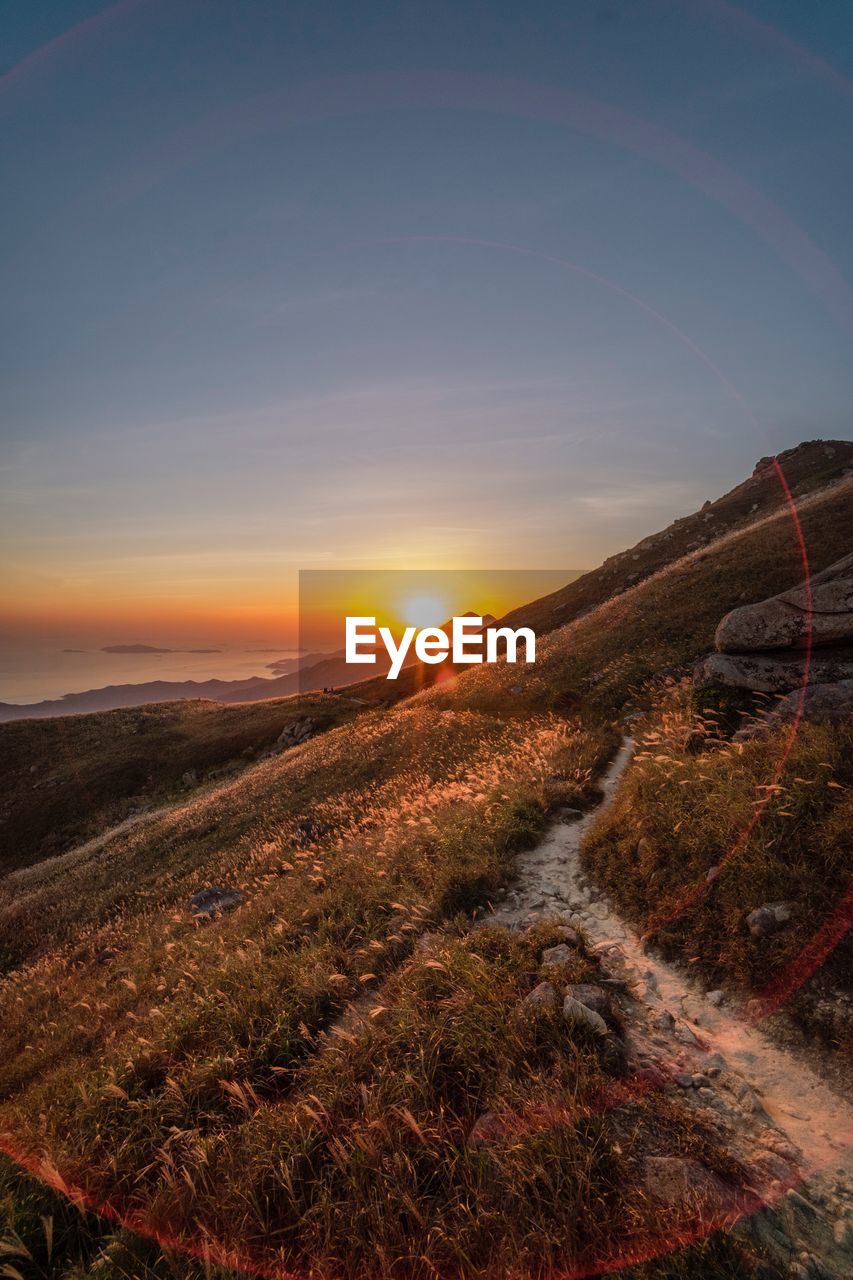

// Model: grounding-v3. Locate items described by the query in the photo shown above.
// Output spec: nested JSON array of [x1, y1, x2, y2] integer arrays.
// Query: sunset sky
[[2, 1, 853, 649]]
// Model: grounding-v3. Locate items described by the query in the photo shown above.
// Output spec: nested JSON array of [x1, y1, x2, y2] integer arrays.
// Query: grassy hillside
[[1, 455, 851, 1278], [0, 693, 385, 875], [583, 686, 853, 1058], [5, 440, 849, 880]]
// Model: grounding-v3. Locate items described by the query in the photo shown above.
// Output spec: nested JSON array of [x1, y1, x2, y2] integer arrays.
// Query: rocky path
[[488, 739, 853, 1280]]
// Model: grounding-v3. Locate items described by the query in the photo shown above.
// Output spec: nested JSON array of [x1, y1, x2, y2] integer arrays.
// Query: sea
[[0, 640, 300, 706]]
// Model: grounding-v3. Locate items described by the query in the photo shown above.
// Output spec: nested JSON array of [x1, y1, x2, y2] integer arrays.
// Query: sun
[[397, 592, 449, 630]]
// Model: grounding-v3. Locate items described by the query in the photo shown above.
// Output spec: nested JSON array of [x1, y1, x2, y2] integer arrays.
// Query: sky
[[2, 0, 853, 647]]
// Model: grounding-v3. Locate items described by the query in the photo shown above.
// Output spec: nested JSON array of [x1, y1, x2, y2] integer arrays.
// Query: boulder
[[734, 680, 853, 739], [693, 650, 853, 694], [715, 554, 853, 653], [277, 717, 315, 749]]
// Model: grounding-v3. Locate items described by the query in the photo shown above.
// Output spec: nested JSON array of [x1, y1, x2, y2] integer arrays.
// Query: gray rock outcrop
[[716, 553, 853, 652], [694, 650, 853, 694], [694, 554, 853, 699], [277, 717, 314, 749], [734, 680, 853, 739]]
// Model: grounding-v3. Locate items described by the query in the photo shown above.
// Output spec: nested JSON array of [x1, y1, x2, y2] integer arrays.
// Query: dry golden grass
[[2, 461, 851, 1279], [583, 681, 852, 1055], [0, 694, 375, 875]]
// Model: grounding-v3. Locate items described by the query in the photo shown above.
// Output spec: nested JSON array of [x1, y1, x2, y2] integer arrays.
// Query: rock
[[833, 1218, 853, 1249], [785, 1189, 818, 1219], [694, 650, 853, 694], [642, 1156, 734, 1213], [467, 1112, 509, 1147], [519, 981, 560, 1016], [692, 1073, 711, 1088], [656, 1009, 675, 1031], [181, 769, 197, 786], [746, 901, 794, 939], [715, 554, 853, 652], [188, 886, 244, 919], [553, 925, 583, 949], [735, 680, 853, 739], [537, 942, 578, 967], [563, 983, 612, 1018], [563, 996, 608, 1037], [277, 717, 315, 749], [723, 1075, 763, 1114], [675, 1073, 694, 1088], [707, 989, 724, 1007]]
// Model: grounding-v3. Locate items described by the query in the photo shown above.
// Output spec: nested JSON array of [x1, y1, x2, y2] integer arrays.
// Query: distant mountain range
[[0, 614, 499, 721]]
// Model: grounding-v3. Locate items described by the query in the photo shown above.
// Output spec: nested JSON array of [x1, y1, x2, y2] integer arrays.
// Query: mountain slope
[[0, 693, 377, 873], [497, 438, 853, 639], [1, 449, 851, 1279]]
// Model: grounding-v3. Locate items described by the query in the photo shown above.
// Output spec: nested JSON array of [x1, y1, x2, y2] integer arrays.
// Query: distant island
[[101, 644, 222, 654]]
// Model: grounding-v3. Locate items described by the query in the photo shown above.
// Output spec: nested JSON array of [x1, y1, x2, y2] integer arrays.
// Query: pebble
[[834, 1219, 853, 1248], [692, 1073, 710, 1088], [675, 1073, 694, 1088]]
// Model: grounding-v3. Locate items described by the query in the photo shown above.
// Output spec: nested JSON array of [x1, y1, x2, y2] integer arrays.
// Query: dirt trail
[[488, 739, 853, 1277]]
